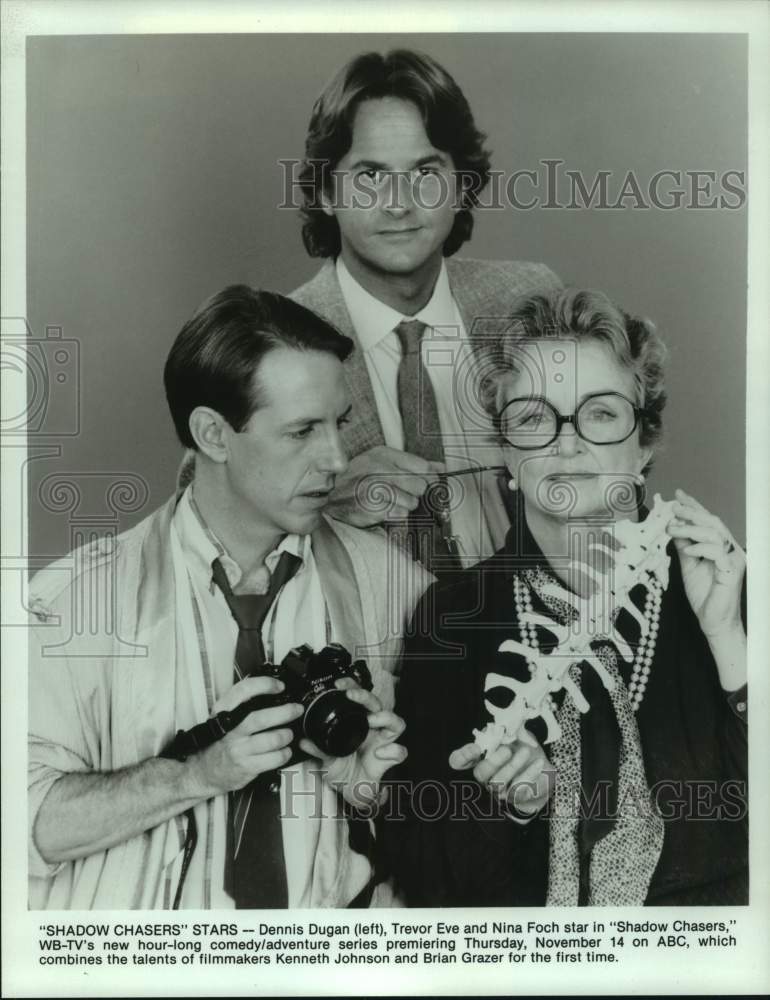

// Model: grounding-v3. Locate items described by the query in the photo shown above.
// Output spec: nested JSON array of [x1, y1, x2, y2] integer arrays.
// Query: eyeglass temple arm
[[441, 465, 507, 479]]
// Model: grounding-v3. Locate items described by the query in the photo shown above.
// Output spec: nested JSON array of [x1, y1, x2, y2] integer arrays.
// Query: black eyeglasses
[[498, 392, 643, 450]]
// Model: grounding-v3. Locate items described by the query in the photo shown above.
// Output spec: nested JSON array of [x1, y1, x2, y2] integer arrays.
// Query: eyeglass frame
[[497, 390, 645, 451]]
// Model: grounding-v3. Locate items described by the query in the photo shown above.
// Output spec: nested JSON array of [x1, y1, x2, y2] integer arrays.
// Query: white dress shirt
[[337, 257, 507, 565], [172, 487, 328, 907]]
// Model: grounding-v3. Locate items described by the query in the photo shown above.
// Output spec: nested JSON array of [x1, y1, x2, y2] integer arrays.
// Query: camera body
[[233, 643, 373, 759], [161, 643, 373, 763]]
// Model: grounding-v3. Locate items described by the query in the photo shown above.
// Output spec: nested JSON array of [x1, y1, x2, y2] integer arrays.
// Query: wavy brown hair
[[299, 49, 491, 259]]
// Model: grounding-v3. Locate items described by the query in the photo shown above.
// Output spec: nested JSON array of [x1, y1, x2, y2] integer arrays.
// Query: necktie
[[211, 550, 302, 908], [394, 319, 461, 573]]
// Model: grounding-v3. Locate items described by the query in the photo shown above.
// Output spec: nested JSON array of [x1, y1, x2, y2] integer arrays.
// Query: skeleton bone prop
[[472, 494, 676, 754]]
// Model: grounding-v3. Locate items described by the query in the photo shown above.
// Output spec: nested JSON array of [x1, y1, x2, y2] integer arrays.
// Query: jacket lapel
[[446, 257, 480, 335], [291, 262, 385, 455], [447, 258, 515, 353]]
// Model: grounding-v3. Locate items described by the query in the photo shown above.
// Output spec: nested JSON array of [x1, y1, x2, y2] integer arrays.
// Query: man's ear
[[188, 407, 230, 463], [319, 164, 342, 219], [320, 186, 335, 218]]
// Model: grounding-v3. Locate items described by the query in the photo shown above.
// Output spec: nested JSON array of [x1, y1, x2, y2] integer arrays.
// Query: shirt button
[[736, 701, 746, 713], [269, 780, 281, 795]]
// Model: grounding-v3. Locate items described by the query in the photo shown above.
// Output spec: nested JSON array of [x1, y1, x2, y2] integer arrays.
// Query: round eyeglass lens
[[500, 398, 557, 448], [576, 394, 636, 443]]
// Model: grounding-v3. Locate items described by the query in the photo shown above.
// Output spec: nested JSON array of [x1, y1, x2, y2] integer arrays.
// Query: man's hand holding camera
[[34, 646, 405, 868], [190, 654, 408, 812], [187, 676, 302, 797], [299, 677, 407, 812]]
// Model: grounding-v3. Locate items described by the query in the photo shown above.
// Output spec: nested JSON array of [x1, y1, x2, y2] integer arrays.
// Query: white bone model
[[472, 494, 676, 755]]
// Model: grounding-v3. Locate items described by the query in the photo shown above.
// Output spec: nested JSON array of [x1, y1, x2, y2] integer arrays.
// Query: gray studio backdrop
[[26, 33, 747, 559]]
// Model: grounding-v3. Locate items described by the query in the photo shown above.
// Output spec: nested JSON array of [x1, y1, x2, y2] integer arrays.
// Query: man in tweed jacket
[[291, 49, 560, 565]]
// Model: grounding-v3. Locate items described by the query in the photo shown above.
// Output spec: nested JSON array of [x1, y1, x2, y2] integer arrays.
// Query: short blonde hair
[[479, 288, 668, 455]]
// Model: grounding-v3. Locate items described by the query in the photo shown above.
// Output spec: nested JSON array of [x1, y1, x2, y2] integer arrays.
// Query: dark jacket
[[382, 521, 748, 907]]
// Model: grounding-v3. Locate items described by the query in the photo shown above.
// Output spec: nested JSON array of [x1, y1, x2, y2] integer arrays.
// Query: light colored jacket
[[28, 495, 430, 909]]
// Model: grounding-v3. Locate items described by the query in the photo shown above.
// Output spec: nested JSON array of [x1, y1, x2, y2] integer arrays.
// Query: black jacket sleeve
[[379, 579, 549, 907]]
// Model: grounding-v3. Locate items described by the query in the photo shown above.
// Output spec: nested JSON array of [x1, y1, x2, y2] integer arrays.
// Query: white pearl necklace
[[513, 572, 662, 712], [513, 574, 557, 713], [627, 578, 662, 711]]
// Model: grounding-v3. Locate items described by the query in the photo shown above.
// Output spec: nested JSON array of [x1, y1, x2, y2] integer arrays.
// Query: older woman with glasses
[[383, 288, 747, 907]]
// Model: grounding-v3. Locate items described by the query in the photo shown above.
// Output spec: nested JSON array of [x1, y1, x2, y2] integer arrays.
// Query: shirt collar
[[413, 263, 456, 331], [336, 256, 456, 350], [174, 486, 308, 595]]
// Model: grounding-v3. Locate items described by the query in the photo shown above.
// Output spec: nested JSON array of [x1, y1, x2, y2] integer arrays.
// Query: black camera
[[161, 643, 373, 763], [240, 643, 373, 758]]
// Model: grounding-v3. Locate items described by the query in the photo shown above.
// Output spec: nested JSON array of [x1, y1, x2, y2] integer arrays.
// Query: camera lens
[[303, 690, 369, 757]]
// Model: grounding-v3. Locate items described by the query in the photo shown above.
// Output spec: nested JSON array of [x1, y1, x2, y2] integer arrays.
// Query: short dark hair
[[299, 49, 491, 259], [164, 285, 353, 450]]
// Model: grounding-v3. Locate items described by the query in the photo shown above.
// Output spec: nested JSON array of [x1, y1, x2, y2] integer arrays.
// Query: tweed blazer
[[290, 257, 562, 459]]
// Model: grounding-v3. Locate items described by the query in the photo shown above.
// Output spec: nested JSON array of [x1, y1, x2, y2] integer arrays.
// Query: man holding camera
[[28, 286, 429, 910]]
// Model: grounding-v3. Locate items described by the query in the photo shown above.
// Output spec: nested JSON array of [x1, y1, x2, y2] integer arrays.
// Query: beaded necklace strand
[[512, 571, 662, 713]]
